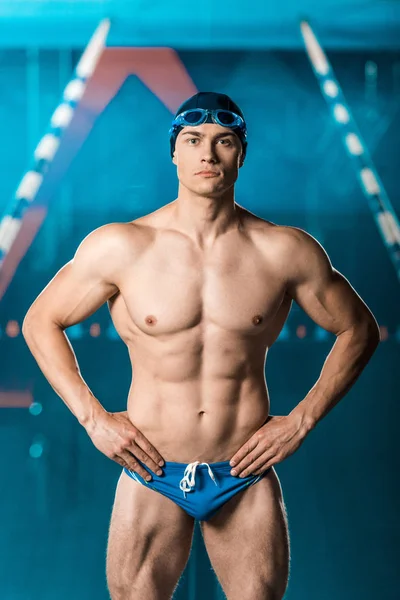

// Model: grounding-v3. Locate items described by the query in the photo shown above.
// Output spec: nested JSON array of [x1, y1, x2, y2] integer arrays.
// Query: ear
[[238, 146, 245, 168], [172, 152, 177, 166]]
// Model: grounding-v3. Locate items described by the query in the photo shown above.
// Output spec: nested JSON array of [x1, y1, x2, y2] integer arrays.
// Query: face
[[172, 123, 244, 198]]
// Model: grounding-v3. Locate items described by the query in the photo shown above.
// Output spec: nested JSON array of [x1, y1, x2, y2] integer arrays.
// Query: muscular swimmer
[[22, 92, 380, 600]]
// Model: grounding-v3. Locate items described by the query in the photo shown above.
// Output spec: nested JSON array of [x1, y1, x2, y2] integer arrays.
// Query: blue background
[[0, 2, 399, 599]]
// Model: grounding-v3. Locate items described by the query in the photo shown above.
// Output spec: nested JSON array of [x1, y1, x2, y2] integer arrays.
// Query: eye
[[219, 139, 232, 145], [187, 138, 199, 144]]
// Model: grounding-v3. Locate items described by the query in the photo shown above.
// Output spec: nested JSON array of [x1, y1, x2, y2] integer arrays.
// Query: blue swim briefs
[[123, 459, 271, 521]]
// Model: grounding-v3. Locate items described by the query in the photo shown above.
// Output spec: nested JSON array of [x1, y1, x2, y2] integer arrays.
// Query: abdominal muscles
[[125, 323, 270, 463]]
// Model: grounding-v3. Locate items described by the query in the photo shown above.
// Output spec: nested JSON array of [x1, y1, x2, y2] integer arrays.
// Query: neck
[[171, 184, 240, 248]]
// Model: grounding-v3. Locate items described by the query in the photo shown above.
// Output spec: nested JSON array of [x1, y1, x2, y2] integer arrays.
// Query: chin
[[197, 180, 221, 189], [199, 188, 225, 199]]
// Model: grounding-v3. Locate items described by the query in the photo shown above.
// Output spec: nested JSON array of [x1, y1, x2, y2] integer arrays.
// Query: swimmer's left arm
[[229, 227, 380, 478], [284, 227, 380, 435]]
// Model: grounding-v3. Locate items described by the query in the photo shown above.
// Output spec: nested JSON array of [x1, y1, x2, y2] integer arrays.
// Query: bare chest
[[112, 235, 287, 338]]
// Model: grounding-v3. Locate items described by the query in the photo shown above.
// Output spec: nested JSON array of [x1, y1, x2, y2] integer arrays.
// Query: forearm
[[22, 316, 105, 428], [290, 321, 380, 434]]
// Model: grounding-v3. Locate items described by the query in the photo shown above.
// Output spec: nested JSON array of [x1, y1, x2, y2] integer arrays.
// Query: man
[[22, 91, 380, 600]]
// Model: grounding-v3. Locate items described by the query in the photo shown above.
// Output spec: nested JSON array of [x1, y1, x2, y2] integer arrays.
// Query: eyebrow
[[181, 130, 236, 140]]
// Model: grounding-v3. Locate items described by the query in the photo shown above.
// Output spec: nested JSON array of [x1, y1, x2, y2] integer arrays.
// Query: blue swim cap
[[169, 91, 247, 162]]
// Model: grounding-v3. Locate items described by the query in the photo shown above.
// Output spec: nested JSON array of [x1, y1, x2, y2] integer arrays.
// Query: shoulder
[[72, 222, 154, 283], [76, 221, 153, 257], [271, 225, 329, 257], [249, 218, 327, 257], [245, 218, 334, 283], [238, 207, 317, 248], [273, 226, 335, 288], [241, 210, 324, 253]]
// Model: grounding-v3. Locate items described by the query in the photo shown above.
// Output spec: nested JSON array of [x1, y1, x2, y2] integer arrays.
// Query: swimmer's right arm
[[23, 225, 121, 427], [22, 224, 164, 477]]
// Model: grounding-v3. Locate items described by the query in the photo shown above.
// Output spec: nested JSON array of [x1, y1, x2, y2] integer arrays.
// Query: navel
[[145, 315, 157, 326], [252, 314, 263, 326]]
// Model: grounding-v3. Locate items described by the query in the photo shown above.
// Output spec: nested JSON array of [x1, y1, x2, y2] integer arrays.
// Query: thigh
[[107, 470, 195, 600], [200, 468, 290, 600]]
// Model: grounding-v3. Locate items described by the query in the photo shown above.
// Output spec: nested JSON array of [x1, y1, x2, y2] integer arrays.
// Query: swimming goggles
[[169, 108, 247, 137]]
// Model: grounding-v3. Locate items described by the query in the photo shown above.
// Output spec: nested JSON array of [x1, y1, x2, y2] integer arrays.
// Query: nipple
[[252, 314, 263, 326], [145, 315, 157, 326]]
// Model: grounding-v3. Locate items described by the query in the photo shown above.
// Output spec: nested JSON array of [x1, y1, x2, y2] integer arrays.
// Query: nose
[[201, 140, 218, 164]]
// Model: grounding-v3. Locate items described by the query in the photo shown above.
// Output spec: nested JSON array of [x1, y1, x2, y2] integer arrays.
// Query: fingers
[[114, 455, 130, 471], [126, 443, 164, 477], [230, 446, 267, 476], [119, 450, 155, 482], [129, 431, 165, 473], [239, 451, 276, 477], [229, 436, 260, 468], [105, 412, 165, 478]]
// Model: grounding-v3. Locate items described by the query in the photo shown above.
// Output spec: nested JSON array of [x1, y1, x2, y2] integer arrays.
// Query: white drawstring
[[179, 461, 219, 499]]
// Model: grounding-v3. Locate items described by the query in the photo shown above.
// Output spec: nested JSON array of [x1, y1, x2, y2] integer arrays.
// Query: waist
[[126, 381, 269, 462]]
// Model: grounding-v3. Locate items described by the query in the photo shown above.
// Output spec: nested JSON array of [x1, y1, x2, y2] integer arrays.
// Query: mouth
[[196, 171, 219, 177]]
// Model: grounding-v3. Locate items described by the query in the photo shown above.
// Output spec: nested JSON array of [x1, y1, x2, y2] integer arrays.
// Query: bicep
[[285, 231, 374, 335], [26, 262, 117, 329], [24, 229, 120, 329]]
